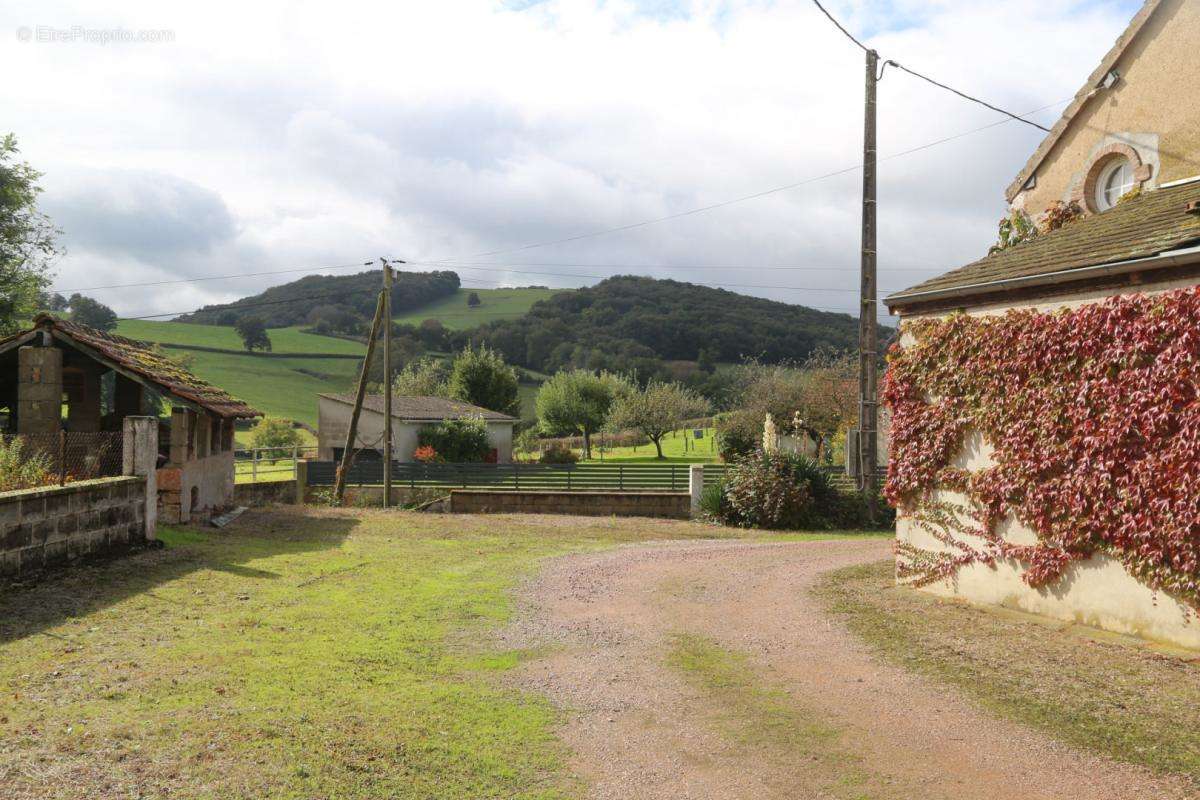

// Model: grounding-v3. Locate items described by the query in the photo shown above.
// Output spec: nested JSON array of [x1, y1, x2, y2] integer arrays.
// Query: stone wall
[[448, 490, 690, 519], [234, 479, 298, 507], [0, 476, 147, 577]]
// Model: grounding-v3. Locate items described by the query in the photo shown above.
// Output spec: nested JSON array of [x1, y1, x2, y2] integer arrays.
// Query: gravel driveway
[[500, 538, 1191, 800]]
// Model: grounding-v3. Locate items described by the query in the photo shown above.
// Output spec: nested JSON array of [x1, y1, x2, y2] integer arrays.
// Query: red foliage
[[413, 445, 440, 463], [885, 287, 1200, 605]]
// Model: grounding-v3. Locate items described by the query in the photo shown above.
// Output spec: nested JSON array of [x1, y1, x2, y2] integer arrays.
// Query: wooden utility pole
[[382, 258, 393, 508], [333, 291, 386, 505], [858, 47, 880, 519]]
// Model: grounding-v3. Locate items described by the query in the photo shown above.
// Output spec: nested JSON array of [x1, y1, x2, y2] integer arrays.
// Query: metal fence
[[306, 460, 728, 492], [234, 446, 318, 484], [1, 431, 125, 491]]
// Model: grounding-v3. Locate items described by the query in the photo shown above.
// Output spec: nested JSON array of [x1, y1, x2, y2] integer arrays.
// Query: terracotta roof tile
[[1, 315, 261, 418], [319, 393, 516, 421], [887, 182, 1200, 309]]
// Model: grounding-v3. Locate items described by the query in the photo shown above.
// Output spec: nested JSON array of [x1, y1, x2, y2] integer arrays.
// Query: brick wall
[[448, 490, 690, 519], [0, 476, 146, 577]]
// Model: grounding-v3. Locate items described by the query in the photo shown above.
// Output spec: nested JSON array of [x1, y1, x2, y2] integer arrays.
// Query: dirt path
[[501, 538, 1193, 800]]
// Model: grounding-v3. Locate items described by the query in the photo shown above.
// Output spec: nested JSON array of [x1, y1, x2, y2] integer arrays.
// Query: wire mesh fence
[[0, 431, 125, 492]]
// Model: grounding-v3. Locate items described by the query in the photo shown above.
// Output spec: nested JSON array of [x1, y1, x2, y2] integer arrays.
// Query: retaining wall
[[234, 480, 298, 507], [449, 490, 690, 519], [1, 476, 146, 577]]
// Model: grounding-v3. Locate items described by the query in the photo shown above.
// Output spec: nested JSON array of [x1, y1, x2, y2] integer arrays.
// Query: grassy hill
[[115, 320, 366, 355], [393, 287, 563, 331]]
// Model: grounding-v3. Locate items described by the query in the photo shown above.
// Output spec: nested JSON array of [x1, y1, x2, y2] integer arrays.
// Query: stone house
[[884, 0, 1200, 649], [0, 314, 261, 523], [317, 394, 516, 463]]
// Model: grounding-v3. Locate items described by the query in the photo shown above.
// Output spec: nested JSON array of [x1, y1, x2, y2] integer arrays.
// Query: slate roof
[[320, 393, 516, 422], [886, 182, 1200, 310], [0, 315, 261, 418]]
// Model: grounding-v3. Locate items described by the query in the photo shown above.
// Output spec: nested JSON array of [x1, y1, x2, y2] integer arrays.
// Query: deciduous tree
[[607, 380, 709, 459], [0, 134, 58, 334], [535, 369, 627, 459]]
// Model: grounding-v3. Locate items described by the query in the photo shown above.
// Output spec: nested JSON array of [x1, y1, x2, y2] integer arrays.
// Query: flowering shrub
[[413, 445, 441, 463], [885, 287, 1200, 607]]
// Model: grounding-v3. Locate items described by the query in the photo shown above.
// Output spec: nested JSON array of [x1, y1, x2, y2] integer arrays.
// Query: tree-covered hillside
[[457, 276, 886, 375], [178, 269, 460, 329]]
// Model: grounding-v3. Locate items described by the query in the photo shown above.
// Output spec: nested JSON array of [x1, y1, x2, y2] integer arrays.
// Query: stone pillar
[[65, 362, 103, 433], [123, 416, 159, 541], [113, 373, 145, 418], [17, 346, 63, 434], [295, 459, 308, 505], [169, 407, 191, 465], [689, 464, 705, 519]]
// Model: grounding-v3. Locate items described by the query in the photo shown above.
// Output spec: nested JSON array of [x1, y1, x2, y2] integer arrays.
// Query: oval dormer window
[[1095, 158, 1134, 211]]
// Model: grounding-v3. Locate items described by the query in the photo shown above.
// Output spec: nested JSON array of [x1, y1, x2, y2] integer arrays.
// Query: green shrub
[[417, 417, 491, 463], [698, 479, 729, 521], [0, 437, 55, 493], [714, 411, 758, 462], [539, 443, 578, 464], [249, 416, 303, 451], [716, 450, 840, 530]]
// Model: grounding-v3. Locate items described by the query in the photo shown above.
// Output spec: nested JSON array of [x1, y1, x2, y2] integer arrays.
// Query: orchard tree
[[535, 369, 627, 459], [67, 293, 118, 331], [447, 343, 521, 416], [249, 416, 303, 450], [235, 316, 272, 352], [0, 134, 59, 334], [607, 380, 709, 459], [466, 292, 481, 308]]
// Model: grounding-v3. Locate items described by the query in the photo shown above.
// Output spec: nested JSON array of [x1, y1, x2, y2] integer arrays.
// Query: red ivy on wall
[[884, 287, 1200, 607]]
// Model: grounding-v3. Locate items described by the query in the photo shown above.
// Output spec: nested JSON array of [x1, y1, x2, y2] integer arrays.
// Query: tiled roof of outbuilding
[[886, 182, 1200, 310], [0, 315, 261, 418], [320, 393, 516, 422]]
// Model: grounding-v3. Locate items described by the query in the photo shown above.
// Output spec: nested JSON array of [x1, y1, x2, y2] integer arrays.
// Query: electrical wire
[[810, 0, 1052, 133], [887, 62, 1052, 133], [52, 261, 376, 296]]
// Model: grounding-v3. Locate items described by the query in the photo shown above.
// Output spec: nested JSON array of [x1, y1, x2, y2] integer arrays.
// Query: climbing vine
[[884, 287, 1200, 607]]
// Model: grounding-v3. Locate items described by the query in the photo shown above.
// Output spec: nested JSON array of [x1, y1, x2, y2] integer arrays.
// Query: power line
[[428, 263, 904, 294], [811, 0, 868, 51], [423, 96, 1067, 265], [51, 261, 375, 296], [886, 62, 1051, 133], [810, 0, 1051, 133]]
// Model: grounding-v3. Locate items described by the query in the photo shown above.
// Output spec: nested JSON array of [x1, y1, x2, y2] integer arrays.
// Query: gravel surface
[[499, 538, 1193, 800]]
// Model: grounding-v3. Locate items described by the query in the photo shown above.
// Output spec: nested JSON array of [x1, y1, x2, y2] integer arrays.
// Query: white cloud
[[0, 0, 1143, 319]]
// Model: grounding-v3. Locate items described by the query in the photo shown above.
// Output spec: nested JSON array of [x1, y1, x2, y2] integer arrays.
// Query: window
[[1095, 158, 1134, 211]]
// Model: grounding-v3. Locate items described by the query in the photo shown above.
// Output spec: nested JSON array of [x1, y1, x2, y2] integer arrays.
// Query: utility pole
[[858, 47, 880, 520], [382, 258, 393, 508], [333, 291, 386, 505]]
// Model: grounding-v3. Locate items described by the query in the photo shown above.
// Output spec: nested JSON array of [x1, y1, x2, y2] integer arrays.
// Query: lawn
[[815, 561, 1200, 786], [115, 319, 366, 356], [182, 350, 362, 427], [0, 509, 788, 800], [392, 287, 562, 331]]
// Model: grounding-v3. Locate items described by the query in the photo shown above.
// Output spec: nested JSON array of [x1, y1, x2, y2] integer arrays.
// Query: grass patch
[[392, 287, 563, 331], [115, 319, 366, 356], [666, 633, 883, 799], [815, 561, 1200, 786], [0, 510, 790, 799]]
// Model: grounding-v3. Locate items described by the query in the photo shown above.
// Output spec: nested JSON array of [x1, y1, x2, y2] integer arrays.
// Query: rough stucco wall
[[319, 398, 514, 462], [1011, 0, 1200, 215], [895, 275, 1200, 649]]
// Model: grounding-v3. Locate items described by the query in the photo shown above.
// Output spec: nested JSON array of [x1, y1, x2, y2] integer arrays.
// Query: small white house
[[316, 394, 516, 463]]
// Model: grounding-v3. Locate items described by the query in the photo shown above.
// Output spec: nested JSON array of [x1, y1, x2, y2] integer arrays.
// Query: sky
[[1, 0, 1144, 322]]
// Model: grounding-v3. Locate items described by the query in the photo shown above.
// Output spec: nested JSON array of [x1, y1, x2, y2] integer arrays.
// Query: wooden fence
[[305, 461, 727, 492]]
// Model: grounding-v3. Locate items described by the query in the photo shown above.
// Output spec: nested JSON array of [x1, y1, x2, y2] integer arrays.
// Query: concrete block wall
[[0, 477, 146, 577], [17, 346, 63, 435], [448, 490, 690, 519]]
